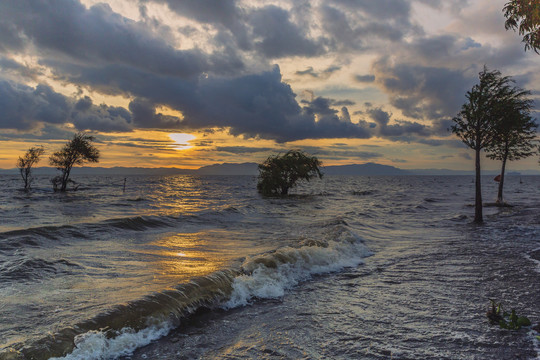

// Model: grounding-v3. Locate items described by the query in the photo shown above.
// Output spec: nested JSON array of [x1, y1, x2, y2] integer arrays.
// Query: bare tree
[[49, 132, 100, 192], [16, 146, 45, 190]]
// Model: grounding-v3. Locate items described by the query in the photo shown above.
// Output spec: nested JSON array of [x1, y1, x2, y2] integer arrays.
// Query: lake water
[[0, 174, 539, 359]]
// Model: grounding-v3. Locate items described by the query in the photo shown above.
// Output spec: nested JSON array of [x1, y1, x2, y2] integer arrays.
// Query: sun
[[169, 133, 196, 150]]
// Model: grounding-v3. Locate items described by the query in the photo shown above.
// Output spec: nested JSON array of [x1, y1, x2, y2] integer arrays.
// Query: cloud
[[367, 108, 430, 137], [0, 80, 70, 130], [296, 67, 318, 77], [296, 65, 342, 79], [354, 74, 375, 83], [294, 145, 382, 160], [215, 146, 274, 154], [0, 0, 243, 78], [72, 96, 133, 132], [250, 5, 325, 58], [55, 62, 371, 141], [459, 152, 472, 160], [0, 79, 135, 133]]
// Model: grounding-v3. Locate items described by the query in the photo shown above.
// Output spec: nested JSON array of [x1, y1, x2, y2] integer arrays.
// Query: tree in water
[[16, 146, 45, 190], [451, 67, 516, 223], [257, 150, 323, 196], [49, 132, 100, 191], [503, 0, 540, 53], [485, 84, 537, 204]]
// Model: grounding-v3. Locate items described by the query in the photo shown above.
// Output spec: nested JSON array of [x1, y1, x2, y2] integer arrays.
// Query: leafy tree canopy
[[50, 132, 100, 191], [257, 150, 323, 196], [504, 0, 540, 53]]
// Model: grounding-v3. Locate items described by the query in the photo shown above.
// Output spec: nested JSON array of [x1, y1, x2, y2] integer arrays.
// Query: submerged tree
[[451, 67, 517, 223], [485, 86, 537, 204], [16, 146, 45, 190], [257, 150, 323, 196], [49, 132, 100, 192], [503, 0, 540, 53]]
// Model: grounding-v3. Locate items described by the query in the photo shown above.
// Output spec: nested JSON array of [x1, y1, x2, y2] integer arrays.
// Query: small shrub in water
[[487, 300, 531, 330]]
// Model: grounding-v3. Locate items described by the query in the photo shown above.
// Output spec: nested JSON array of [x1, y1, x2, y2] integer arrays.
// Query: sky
[[0, 0, 539, 170]]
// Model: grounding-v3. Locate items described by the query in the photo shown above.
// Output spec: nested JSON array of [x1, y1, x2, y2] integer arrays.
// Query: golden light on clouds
[[169, 133, 196, 150]]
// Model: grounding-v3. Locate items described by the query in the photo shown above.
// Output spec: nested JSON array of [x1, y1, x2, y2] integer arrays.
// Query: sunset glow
[[0, 0, 538, 171], [169, 133, 196, 151]]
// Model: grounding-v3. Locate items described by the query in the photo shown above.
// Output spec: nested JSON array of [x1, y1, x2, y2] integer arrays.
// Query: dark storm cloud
[[319, 1, 415, 53], [0, 0, 242, 77], [58, 62, 371, 141], [372, 58, 474, 120], [128, 98, 182, 129], [249, 5, 324, 58], [0, 80, 70, 130], [0, 79, 136, 133], [72, 96, 133, 132], [2, 0, 530, 149]]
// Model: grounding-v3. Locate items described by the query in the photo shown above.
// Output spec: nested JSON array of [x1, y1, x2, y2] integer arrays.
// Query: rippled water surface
[[0, 174, 539, 359]]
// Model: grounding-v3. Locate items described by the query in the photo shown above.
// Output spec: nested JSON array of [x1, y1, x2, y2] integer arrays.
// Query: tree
[[451, 67, 516, 223], [485, 86, 537, 204], [503, 0, 540, 53], [49, 132, 100, 191], [16, 146, 45, 190], [257, 150, 323, 196]]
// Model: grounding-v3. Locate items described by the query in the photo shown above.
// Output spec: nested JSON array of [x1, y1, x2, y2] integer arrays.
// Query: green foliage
[[451, 67, 515, 223], [503, 0, 540, 53], [487, 300, 531, 330], [49, 132, 100, 192], [483, 78, 537, 203], [257, 150, 323, 196], [451, 67, 516, 152], [485, 84, 536, 162], [16, 146, 45, 190]]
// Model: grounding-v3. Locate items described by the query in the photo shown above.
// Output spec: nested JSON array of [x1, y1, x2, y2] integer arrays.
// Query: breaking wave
[[2, 223, 371, 360]]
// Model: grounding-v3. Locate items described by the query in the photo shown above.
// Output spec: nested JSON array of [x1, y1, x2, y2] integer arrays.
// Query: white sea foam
[[223, 227, 372, 308], [50, 322, 172, 360]]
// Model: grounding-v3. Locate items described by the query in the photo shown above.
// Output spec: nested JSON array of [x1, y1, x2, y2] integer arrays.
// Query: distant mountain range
[[0, 162, 538, 176]]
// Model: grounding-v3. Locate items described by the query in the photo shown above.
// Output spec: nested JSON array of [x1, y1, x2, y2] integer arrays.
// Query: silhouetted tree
[[16, 146, 44, 190], [485, 85, 537, 204], [257, 150, 323, 196], [49, 132, 100, 191], [451, 67, 516, 223], [503, 0, 540, 53]]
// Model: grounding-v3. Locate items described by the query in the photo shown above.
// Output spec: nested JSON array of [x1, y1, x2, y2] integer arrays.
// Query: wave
[[0, 207, 246, 248], [224, 223, 372, 308], [1, 223, 371, 360], [0, 258, 82, 282]]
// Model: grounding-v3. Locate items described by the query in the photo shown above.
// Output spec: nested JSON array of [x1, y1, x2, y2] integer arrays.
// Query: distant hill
[[1, 163, 538, 176], [196, 163, 258, 175], [324, 163, 410, 176]]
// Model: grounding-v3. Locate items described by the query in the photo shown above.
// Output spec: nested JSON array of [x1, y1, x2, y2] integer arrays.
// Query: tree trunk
[[61, 168, 71, 192], [474, 148, 483, 223], [497, 155, 507, 204]]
